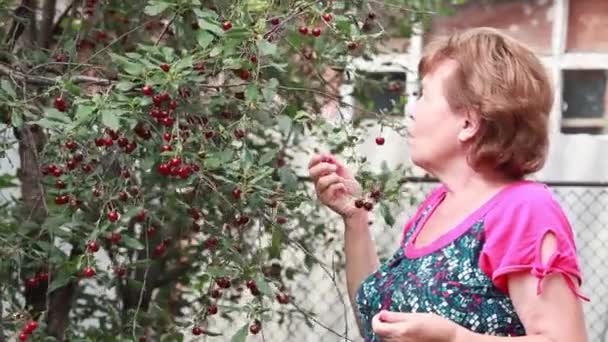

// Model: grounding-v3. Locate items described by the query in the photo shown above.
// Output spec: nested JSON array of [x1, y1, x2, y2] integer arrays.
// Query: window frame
[[338, 0, 608, 136]]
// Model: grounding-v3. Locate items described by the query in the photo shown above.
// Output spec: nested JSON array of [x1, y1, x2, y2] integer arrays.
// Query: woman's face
[[406, 60, 470, 171]]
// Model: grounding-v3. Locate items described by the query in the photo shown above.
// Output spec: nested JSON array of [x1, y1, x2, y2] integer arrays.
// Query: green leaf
[[254, 274, 273, 296], [1, 79, 16, 98], [196, 31, 214, 49], [160, 332, 183, 342], [269, 226, 282, 258], [123, 62, 144, 76], [278, 168, 298, 192], [45, 108, 72, 123], [380, 203, 395, 227], [230, 324, 248, 342], [115, 81, 136, 91], [257, 39, 277, 56], [48, 272, 73, 293], [259, 149, 277, 165], [101, 110, 121, 130], [209, 46, 223, 57], [245, 83, 258, 102], [174, 56, 193, 72], [75, 105, 95, 121], [122, 235, 145, 250], [144, 1, 171, 16], [197, 18, 223, 36], [204, 157, 221, 169]]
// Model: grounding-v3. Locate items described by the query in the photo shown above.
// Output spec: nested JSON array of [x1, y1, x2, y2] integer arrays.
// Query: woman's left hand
[[371, 310, 461, 342]]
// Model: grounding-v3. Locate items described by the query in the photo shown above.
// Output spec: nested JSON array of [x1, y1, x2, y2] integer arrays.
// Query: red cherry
[[375, 137, 385, 145], [108, 232, 122, 244], [142, 85, 154, 96], [117, 137, 129, 147], [103, 137, 113, 146], [276, 292, 289, 304], [52, 167, 62, 177], [64, 140, 77, 150], [129, 186, 140, 196], [249, 56, 257, 63], [66, 160, 77, 170], [19, 332, 28, 341], [312, 27, 322, 37], [160, 144, 172, 152], [160, 63, 170, 72], [114, 266, 126, 277], [190, 163, 200, 172], [153, 94, 163, 107], [55, 180, 66, 189], [169, 157, 181, 167], [55, 195, 69, 205], [107, 210, 120, 222], [169, 100, 178, 110], [239, 69, 251, 80], [178, 167, 191, 179], [87, 240, 100, 252], [194, 62, 205, 72], [37, 272, 49, 282], [249, 320, 261, 334], [203, 236, 219, 250], [234, 128, 246, 139], [276, 216, 287, 224], [24, 321, 38, 334], [153, 243, 166, 256], [207, 304, 218, 315], [222, 21, 233, 31], [82, 266, 96, 278], [355, 199, 364, 208], [135, 210, 146, 222], [118, 191, 129, 201], [215, 277, 231, 289], [54, 96, 67, 112], [121, 169, 130, 178], [146, 226, 157, 237], [125, 142, 137, 153], [81, 164, 93, 173], [192, 327, 203, 336], [246, 279, 256, 289], [211, 288, 222, 298], [298, 26, 308, 35], [26, 277, 39, 288], [160, 116, 175, 127], [231, 187, 242, 200], [270, 17, 280, 25], [204, 131, 214, 139], [348, 41, 359, 50], [363, 202, 374, 211], [106, 129, 119, 140], [158, 163, 171, 175], [322, 13, 333, 22]]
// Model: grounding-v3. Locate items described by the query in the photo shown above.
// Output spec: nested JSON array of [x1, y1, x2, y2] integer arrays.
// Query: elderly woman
[[308, 27, 588, 342]]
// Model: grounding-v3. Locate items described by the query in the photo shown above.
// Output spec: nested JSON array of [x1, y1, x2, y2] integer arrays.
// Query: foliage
[[0, 0, 455, 340]]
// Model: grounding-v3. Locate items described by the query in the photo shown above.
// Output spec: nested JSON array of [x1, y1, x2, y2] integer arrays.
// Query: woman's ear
[[457, 111, 480, 142]]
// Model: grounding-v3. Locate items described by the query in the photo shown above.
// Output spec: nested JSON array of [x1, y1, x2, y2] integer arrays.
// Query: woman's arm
[[456, 234, 587, 342], [344, 211, 380, 323]]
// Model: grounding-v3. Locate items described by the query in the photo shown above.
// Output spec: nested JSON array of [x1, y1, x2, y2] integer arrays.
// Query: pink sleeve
[[479, 183, 589, 301]]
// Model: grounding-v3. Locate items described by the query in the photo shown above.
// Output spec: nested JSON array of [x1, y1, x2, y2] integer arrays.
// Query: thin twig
[[0, 63, 112, 86], [132, 226, 151, 340], [155, 14, 177, 46]]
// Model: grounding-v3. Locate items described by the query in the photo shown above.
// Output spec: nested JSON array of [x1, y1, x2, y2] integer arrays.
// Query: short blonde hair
[[419, 27, 554, 179]]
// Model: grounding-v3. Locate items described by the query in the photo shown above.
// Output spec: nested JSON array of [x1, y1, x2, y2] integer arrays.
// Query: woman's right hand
[[308, 153, 363, 219]]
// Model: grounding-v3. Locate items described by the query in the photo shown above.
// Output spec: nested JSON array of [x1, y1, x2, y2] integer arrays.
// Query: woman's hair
[[419, 27, 554, 179]]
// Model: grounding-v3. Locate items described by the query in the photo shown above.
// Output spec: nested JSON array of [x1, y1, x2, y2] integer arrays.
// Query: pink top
[[399, 180, 588, 300]]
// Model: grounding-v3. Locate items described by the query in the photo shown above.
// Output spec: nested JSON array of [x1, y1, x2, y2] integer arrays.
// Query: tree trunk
[[18, 124, 77, 340]]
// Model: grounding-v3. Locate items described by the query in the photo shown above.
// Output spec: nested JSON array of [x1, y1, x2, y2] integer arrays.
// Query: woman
[[308, 27, 589, 342]]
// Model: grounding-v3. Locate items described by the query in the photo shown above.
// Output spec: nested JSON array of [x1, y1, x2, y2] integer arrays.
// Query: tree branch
[[38, 0, 56, 48], [0, 63, 113, 86]]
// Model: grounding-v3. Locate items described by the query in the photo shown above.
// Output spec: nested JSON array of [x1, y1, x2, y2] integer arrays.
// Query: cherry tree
[[0, 0, 458, 340]]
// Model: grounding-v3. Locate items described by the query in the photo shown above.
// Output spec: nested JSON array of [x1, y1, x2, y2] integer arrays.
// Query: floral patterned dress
[[355, 182, 587, 342]]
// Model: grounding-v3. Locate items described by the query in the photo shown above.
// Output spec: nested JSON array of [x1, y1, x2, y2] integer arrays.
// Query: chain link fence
[[251, 180, 608, 342]]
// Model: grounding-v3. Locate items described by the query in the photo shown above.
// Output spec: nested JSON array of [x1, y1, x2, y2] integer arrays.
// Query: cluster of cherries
[[17, 321, 38, 341]]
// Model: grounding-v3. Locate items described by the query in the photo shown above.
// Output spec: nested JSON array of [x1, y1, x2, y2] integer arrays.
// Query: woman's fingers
[[309, 162, 337, 181], [317, 173, 343, 194]]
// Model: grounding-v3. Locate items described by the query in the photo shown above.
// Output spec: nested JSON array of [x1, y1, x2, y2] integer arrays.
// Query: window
[[561, 70, 608, 134], [352, 72, 407, 120]]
